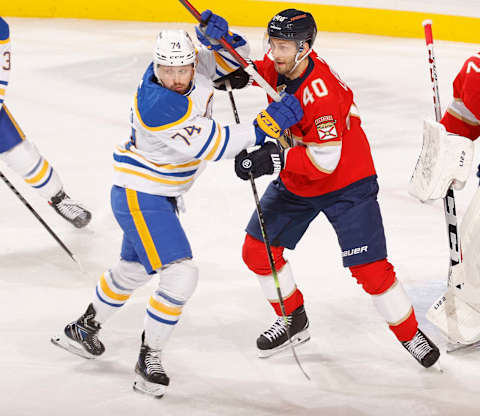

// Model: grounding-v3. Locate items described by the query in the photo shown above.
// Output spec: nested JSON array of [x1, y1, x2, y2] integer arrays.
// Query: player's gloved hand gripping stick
[[178, 0, 282, 103]]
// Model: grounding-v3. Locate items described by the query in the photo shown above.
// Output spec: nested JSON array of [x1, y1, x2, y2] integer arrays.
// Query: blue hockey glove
[[235, 142, 285, 181], [200, 10, 228, 39], [195, 10, 246, 51], [254, 93, 303, 145]]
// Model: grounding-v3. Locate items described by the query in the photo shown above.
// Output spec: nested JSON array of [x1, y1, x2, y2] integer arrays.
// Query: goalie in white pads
[[410, 51, 480, 347], [0, 17, 91, 228], [51, 28, 303, 398]]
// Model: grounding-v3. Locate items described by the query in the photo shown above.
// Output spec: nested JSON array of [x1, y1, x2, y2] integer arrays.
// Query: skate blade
[[446, 339, 480, 354], [133, 376, 167, 398], [51, 334, 96, 360], [257, 329, 311, 359]]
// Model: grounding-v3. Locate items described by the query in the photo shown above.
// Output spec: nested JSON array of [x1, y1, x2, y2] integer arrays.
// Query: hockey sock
[[256, 262, 304, 316], [371, 279, 418, 342], [1, 140, 62, 199], [144, 259, 198, 350], [92, 270, 134, 323], [144, 289, 184, 349]]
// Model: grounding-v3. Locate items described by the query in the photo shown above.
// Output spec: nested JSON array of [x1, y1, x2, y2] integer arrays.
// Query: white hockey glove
[[409, 119, 474, 202]]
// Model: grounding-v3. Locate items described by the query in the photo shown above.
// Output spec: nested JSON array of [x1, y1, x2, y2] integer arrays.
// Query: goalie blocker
[[409, 119, 474, 202]]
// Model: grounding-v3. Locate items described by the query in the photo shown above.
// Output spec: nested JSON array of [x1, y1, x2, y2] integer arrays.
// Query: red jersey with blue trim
[[440, 52, 480, 141], [254, 51, 376, 197]]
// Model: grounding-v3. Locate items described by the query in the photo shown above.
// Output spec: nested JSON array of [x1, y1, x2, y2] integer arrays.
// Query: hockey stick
[[225, 80, 310, 380], [0, 169, 84, 272], [178, 0, 281, 103], [423, 20, 461, 275]]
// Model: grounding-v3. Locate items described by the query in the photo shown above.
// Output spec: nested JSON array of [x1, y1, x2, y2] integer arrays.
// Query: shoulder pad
[[0, 18, 9, 42], [135, 67, 192, 131]]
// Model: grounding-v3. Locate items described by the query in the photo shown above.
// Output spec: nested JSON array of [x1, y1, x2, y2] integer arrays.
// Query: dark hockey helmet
[[267, 9, 317, 49]]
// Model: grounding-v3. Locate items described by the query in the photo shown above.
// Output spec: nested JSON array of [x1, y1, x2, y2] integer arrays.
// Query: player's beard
[[172, 82, 190, 94], [274, 58, 296, 76]]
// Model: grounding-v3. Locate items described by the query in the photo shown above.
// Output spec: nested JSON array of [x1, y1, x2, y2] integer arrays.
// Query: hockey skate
[[51, 303, 105, 359], [133, 334, 169, 398], [257, 305, 310, 358], [49, 189, 92, 228], [401, 328, 440, 368]]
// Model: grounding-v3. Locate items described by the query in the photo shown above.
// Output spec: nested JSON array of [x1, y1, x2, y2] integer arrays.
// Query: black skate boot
[[51, 303, 105, 359], [401, 328, 440, 368], [49, 189, 92, 228], [133, 333, 169, 398], [257, 305, 310, 358]]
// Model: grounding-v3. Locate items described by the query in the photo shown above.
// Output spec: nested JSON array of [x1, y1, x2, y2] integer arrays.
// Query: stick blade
[[427, 289, 480, 344]]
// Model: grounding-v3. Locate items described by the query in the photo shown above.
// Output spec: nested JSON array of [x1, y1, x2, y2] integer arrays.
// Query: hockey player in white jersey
[[51, 28, 302, 397], [0, 17, 91, 228]]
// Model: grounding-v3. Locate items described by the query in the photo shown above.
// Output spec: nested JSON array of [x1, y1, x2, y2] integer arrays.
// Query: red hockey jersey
[[440, 52, 480, 141], [254, 51, 376, 197]]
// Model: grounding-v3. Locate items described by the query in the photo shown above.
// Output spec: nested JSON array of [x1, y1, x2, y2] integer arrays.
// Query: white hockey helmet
[[153, 29, 197, 67]]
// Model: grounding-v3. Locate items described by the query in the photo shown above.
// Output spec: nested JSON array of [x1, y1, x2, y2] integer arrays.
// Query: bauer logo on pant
[[341, 245, 368, 257], [315, 115, 338, 140]]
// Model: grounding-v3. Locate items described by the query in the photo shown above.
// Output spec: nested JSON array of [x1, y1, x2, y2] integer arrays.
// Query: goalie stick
[[423, 20, 461, 273], [225, 80, 310, 380], [423, 20, 480, 347]]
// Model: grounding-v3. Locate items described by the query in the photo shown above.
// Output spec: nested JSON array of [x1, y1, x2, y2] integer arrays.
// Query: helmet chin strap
[[287, 41, 312, 76]]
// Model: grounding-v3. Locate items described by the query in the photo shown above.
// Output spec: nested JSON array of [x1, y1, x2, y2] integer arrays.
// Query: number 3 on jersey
[[303, 78, 328, 106]]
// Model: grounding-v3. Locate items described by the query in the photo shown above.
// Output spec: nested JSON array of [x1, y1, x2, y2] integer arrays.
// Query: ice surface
[[1, 18, 480, 415]]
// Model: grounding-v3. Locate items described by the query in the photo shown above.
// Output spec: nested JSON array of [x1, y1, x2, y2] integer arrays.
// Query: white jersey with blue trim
[[113, 50, 256, 197], [0, 17, 11, 111]]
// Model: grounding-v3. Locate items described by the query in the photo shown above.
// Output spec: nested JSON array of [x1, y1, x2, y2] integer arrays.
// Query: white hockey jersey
[[0, 17, 11, 111], [113, 46, 257, 197]]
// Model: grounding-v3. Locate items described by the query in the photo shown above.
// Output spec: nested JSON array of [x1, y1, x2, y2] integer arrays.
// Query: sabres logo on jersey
[[315, 115, 338, 140]]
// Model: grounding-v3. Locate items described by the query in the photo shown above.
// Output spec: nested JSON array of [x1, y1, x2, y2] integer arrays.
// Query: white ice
[[1, 18, 480, 416]]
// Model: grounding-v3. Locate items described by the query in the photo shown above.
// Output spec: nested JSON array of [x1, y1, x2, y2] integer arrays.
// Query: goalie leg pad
[[427, 288, 480, 345], [455, 187, 480, 304], [144, 259, 198, 350], [409, 119, 474, 202]]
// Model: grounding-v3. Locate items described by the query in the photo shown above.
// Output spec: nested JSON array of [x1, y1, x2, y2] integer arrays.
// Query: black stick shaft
[[226, 80, 309, 380], [0, 170, 78, 264]]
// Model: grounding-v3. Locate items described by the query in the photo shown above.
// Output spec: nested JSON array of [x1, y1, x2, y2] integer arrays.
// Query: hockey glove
[[254, 93, 303, 145], [235, 142, 284, 181], [196, 10, 247, 51], [214, 67, 252, 90]]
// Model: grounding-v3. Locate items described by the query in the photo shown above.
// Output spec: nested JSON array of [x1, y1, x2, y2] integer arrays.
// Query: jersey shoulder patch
[[0, 17, 9, 42], [135, 64, 192, 131]]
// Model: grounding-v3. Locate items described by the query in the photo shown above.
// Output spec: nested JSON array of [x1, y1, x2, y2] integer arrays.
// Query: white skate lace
[[263, 316, 292, 342], [145, 350, 165, 375], [404, 333, 432, 361], [56, 198, 88, 220]]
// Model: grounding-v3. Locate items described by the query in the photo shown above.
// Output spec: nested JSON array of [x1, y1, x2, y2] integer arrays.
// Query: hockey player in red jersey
[[440, 52, 480, 140], [410, 52, 480, 346], [198, 8, 440, 368]]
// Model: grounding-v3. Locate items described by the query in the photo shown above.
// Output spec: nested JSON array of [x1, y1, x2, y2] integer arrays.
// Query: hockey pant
[[242, 234, 417, 342], [92, 258, 198, 350], [0, 105, 62, 199]]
